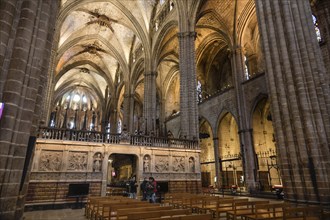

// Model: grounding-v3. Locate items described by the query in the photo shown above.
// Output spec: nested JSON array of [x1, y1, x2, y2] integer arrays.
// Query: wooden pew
[[150, 213, 213, 220], [209, 198, 249, 219], [242, 202, 287, 220], [283, 206, 323, 220], [97, 201, 154, 220], [88, 196, 133, 219], [85, 196, 104, 218], [198, 196, 220, 213], [226, 200, 270, 220], [116, 206, 173, 219], [125, 208, 191, 219], [188, 195, 209, 213], [170, 194, 196, 209]]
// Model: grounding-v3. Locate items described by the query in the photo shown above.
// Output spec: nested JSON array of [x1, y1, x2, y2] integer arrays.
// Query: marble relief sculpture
[[67, 152, 88, 171], [173, 156, 185, 172], [39, 151, 62, 171], [155, 156, 169, 172]]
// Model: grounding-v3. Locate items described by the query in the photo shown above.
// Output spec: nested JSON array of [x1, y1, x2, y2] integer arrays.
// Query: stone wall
[[26, 139, 201, 207]]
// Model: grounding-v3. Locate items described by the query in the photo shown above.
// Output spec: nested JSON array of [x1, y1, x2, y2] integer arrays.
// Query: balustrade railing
[[38, 127, 199, 150]]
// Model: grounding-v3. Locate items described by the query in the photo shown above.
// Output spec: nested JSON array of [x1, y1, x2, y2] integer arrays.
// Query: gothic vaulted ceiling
[[55, 0, 160, 109], [53, 0, 257, 112]]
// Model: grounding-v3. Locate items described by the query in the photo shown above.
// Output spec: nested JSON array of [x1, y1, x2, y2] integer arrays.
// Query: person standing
[[146, 177, 157, 203], [140, 177, 148, 201], [129, 176, 138, 199]]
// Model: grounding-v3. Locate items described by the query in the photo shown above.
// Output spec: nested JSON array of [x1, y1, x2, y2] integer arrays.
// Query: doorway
[[107, 154, 138, 196]]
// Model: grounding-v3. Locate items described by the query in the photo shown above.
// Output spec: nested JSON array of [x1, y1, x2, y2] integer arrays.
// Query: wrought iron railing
[[38, 127, 199, 150]]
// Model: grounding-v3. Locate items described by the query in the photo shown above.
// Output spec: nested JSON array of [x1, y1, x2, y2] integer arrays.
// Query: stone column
[[0, 0, 20, 98], [231, 47, 257, 192], [177, 32, 198, 139], [123, 93, 133, 133], [0, 1, 59, 219], [109, 109, 118, 133], [101, 151, 109, 196], [213, 137, 221, 189], [256, 0, 330, 204], [143, 71, 157, 135], [129, 94, 135, 134], [158, 98, 166, 136]]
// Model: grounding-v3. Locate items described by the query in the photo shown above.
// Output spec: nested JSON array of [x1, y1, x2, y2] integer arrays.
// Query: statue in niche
[[173, 156, 185, 172], [189, 157, 195, 173], [143, 155, 151, 172], [93, 153, 103, 172]]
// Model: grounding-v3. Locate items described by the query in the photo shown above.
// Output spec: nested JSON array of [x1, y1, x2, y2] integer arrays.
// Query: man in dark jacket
[[140, 177, 148, 201], [129, 176, 138, 199]]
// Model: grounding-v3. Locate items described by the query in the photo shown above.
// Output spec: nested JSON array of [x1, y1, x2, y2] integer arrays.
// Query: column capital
[[177, 31, 197, 39], [238, 128, 253, 134], [144, 71, 157, 77], [123, 93, 134, 98]]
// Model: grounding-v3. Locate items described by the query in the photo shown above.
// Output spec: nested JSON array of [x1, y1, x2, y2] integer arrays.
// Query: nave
[[24, 192, 329, 220]]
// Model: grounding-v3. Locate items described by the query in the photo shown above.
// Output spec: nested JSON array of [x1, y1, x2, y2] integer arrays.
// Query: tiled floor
[[23, 208, 86, 220]]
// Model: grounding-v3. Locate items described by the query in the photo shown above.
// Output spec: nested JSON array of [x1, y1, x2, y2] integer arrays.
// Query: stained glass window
[[312, 15, 322, 42]]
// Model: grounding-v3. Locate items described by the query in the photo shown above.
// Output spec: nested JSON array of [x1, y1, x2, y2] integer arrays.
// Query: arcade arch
[[252, 98, 281, 191]]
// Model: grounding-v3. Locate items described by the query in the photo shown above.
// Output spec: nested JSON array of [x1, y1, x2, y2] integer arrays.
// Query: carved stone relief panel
[[172, 156, 185, 172], [67, 151, 88, 171], [93, 152, 103, 172], [143, 155, 151, 173], [39, 150, 62, 171], [155, 156, 169, 172]]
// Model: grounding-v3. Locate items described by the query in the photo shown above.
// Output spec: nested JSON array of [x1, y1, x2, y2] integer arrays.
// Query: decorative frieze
[[30, 172, 61, 181], [67, 151, 88, 171], [39, 150, 62, 171], [30, 172, 103, 182], [155, 156, 169, 172], [172, 156, 185, 172]]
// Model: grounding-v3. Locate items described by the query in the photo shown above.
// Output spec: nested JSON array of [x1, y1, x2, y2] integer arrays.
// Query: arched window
[[197, 81, 202, 102], [312, 14, 322, 42], [244, 56, 249, 80]]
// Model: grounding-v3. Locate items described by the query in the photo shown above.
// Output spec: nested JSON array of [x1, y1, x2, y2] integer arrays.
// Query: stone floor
[[23, 209, 86, 220]]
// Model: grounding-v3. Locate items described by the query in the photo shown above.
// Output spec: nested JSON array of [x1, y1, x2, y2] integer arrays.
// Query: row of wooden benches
[[162, 193, 327, 220], [85, 195, 213, 220], [85, 193, 328, 220]]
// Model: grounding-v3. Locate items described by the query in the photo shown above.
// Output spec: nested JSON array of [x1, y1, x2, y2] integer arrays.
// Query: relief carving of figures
[[155, 156, 169, 172], [39, 151, 62, 171], [173, 156, 185, 172], [93, 152, 103, 172], [143, 155, 151, 173], [67, 152, 88, 171], [189, 157, 195, 173]]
